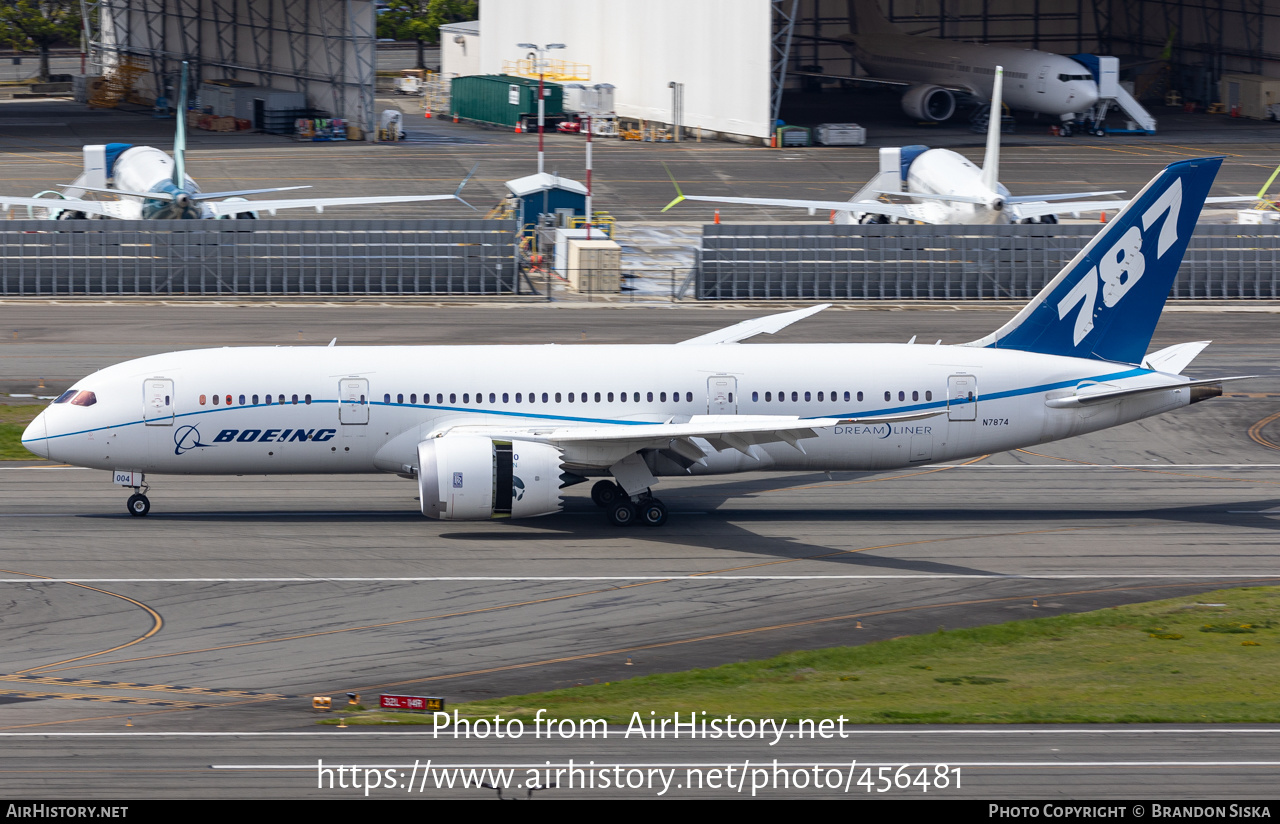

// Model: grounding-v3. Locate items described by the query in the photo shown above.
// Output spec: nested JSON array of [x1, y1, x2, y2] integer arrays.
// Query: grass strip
[[324, 586, 1280, 725], [0, 405, 45, 460]]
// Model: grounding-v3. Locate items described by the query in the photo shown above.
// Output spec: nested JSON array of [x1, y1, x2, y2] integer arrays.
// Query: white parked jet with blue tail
[[0, 63, 474, 220], [23, 155, 1250, 526]]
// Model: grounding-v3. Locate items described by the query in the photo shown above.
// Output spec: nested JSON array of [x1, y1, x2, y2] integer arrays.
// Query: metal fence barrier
[[698, 224, 1280, 300], [0, 219, 518, 296]]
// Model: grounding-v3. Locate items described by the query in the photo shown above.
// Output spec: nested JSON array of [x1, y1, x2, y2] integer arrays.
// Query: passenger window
[[856, 391, 862, 402], [926, 390, 933, 401], [595, 392, 602, 402], [515, 393, 522, 403], [728, 392, 733, 403], [239, 394, 246, 405], [804, 391, 811, 402], [686, 392, 692, 402], [264, 395, 271, 405], [278, 395, 285, 405], [503, 393, 509, 403], [397, 393, 403, 404], [607, 392, 614, 402], [226, 395, 232, 406], [462, 393, 469, 403], [70, 390, 97, 407], [305, 394, 312, 405], [660, 392, 667, 402], [292, 394, 299, 405], [555, 392, 562, 403], [410, 394, 416, 404], [791, 391, 798, 402], [647, 392, 653, 402], [384, 393, 391, 404], [765, 391, 772, 402], [436, 394, 443, 404], [489, 393, 496, 403], [817, 391, 824, 402], [884, 391, 891, 402], [752, 391, 758, 402], [212, 394, 219, 406], [898, 391, 905, 401], [541, 392, 548, 403], [53, 390, 76, 404], [200, 394, 207, 406], [912, 391, 919, 401], [568, 393, 575, 403]]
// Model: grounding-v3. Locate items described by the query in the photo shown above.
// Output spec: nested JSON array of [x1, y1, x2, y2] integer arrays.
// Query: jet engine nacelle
[[900, 85, 956, 122], [417, 435, 564, 520]]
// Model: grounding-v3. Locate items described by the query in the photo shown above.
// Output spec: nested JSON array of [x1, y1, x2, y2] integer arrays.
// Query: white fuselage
[[851, 33, 1098, 116], [898, 149, 1010, 225], [25, 344, 1189, 479]]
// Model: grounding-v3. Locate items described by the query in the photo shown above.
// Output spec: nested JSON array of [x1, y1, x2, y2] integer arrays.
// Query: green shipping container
[[450, 75, 564, 128]]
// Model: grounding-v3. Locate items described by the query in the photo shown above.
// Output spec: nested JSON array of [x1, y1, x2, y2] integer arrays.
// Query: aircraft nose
[[21, 412, 49, 460], [1077, 82, 1099, 109]]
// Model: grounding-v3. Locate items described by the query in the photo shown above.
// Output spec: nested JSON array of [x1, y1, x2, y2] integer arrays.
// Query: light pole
[[516, 43, 564, 175]]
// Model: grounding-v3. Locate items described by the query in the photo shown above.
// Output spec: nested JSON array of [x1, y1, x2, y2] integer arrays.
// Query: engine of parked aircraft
[[900, 85, 956, 122], [417, 436, 564, 520]]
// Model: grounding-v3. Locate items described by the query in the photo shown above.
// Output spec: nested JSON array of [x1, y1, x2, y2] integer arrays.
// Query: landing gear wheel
[[606, 500, 637, 527], [1060, 123, 1073, 137], [638, 498, 668, 527], [127, 493, 150, 517], [591, 480, 625, 508]]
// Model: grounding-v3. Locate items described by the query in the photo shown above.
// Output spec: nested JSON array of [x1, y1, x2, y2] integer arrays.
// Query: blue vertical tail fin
[[967, 157, 1222, 364]]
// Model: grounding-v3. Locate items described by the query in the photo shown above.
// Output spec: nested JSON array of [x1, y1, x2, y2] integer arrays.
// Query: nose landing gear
[[127, 492, 151, 517]]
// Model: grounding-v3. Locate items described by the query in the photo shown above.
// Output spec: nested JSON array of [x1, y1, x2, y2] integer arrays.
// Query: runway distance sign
[[380, 694, 445, 712]]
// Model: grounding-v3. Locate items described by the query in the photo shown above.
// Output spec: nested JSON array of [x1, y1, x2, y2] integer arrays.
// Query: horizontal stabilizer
[[679, 304, 830, 344], [1142, 341, 1211, 374], [192, 186, 311, 201], [1045, 375, 1254, 408], [203, 193, 464, 217]]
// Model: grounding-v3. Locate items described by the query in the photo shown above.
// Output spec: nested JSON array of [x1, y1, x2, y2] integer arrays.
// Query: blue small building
[[506, 172, 588, 228]]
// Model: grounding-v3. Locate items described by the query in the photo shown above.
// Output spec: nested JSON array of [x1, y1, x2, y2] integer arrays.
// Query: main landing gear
[[591, 480, 668, 527]]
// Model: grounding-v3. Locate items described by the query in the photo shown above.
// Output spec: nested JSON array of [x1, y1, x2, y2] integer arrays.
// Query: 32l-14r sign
[[380, 694, 445, 712]]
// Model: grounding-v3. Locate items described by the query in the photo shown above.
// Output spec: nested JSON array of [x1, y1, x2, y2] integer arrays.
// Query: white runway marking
[[2, 574, 1278, 583]]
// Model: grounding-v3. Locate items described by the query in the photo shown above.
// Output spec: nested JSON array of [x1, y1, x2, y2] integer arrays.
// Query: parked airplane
[[843, 0, 1098, 125], [666, 67, 1126, 225], [0, 63, 473, 220], [23, 156, 1249, 527]]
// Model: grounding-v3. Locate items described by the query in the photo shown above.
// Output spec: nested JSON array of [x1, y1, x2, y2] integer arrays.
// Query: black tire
[[607, 501, 637, 527], [639, 499, 668, 527], [591, 480, 624, 508], [127, 493, 150, 517]]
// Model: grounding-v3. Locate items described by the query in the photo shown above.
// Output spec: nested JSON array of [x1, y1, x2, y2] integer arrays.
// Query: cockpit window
[[70, 390, 97, 407], [53, 390, 77, 404], [1058, 73, 1092, 82]]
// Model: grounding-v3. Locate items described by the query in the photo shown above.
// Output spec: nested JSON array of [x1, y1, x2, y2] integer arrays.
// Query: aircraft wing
[[439, 410, 943, 468], [203, 194, 465, 217], [0, 195, 132, 219], [1007, 199, 1129, 220], [671, 193, 918, 222]]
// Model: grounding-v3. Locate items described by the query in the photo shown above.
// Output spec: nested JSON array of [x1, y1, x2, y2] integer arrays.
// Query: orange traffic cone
[[714, 210, 720, 224], [453, 114, 458, 124], [424, 110, 431, 118], [1099, 211, 1107, 224], [515, 121, 522, 134]]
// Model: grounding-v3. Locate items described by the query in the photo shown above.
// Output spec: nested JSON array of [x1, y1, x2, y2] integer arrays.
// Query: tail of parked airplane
[[966, 156, 1222, 365], [979, 67, 1004, 194], [172, 61, 189, 188], [848, 0, 899, 37]]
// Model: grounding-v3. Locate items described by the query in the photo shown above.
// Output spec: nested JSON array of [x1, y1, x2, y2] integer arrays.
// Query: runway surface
[[1, 303, 1279, 799]]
